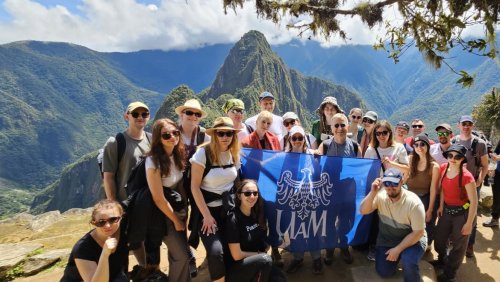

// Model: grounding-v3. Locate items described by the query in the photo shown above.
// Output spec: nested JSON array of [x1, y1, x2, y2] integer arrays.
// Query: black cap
[[443, 144, 467, 163], [413, 134, 430, 147]]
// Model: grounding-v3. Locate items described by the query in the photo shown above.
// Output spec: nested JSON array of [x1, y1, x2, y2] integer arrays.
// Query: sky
[[0, 0, 492, 52]]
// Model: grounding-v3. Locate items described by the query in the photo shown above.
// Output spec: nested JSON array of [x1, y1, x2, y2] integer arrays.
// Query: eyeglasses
[[447, 153, 464, 160], [291, 136, 304, 142], [383, 181, 399, 188], [93, 216, 121, 227], [461, 122, 473, 127], [362, 118, 375, 124], [412, 124, 424, 129], [239, 191, 259, 197], [161, 130, 180, 140], [375, 130, 389, 137], [437, 132, 450, 137], [184, 110, 202, 118], [230, 109, 245, 114], [215, 131, 234, 138], [130, 112, 150, 119], [413, 142, 426, 148], [351, 115, 362, 120], [283, 120, 297, 127], [333, 123, 346, 128]]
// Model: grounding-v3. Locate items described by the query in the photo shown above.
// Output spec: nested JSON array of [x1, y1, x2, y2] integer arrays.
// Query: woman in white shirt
[[190, 117, 241, 282]]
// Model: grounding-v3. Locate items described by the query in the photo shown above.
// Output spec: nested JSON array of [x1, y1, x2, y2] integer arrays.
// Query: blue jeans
[[375, 242, 425, 282]]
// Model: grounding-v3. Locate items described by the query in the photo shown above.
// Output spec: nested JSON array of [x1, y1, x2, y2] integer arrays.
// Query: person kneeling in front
[[360, 168, 427, 282]]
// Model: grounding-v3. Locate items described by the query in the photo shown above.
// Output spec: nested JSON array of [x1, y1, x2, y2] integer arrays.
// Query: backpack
[[97, 132, 151, 178]]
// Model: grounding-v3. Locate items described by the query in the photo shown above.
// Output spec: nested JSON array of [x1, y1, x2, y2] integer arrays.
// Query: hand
[[103, 237, 118, 256], [201, 214, 217, 235], [461, 223, 473, 235], [437, 205, 443, 217], [385, 247, 401, 261], [425, 210, 433, 223], [371, 178, 382, 193], [173, 218, 186, 231], [382, 157, 392, 169]]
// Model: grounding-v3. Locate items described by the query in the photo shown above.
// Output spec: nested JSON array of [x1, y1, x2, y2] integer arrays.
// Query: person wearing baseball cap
[[281, 112, 317, 151], [394, 121, 413, 155], [360, 168, 427, 281], [430, 123, 453, 165], [245, 91, 285, 145]]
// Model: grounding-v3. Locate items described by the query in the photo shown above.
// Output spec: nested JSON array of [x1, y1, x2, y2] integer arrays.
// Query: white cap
[[282, 112, 299, 120], [289, 125, 305, 137]]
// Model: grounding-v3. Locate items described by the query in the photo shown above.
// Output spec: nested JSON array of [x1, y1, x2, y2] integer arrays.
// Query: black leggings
[[226, 253, 273, 282], [200, 206, 226, 280]]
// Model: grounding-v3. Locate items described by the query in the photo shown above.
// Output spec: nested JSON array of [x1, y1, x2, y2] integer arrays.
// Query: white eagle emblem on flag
[[277, 168, 333, 220]]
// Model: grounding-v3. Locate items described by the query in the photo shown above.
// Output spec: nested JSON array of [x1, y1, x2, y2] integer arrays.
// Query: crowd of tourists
[[60, 91, 499, 282]]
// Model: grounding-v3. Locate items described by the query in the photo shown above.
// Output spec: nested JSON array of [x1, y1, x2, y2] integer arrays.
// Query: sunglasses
[[333, 123, 346, 128], [216, 131, 234, 138], [230, 109, 245, 114], [412, 124, 424, 129], [437, 132, 450, 137], [383, 181, 399, 188], [362, 118, 375, 124], [461, 122, 473, 127], [413, 142, 427, 148], [351, 115, 362, 120], [447, 153, 464, 160], [239, 191, 259, 197], [291, 136, 304, 142], [130, 112, 150, 119], [93, 216, 121, 227], [375, 130, 389, 136], [184, 110, 202, 118], [161, 130, 180, 140], [283, 120, 297, 127]]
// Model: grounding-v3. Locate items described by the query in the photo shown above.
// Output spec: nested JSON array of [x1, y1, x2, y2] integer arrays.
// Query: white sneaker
[[483, 218, 499, 227]]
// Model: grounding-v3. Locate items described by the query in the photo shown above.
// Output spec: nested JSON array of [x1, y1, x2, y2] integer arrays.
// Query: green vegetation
[[473, 87, 500, 140]]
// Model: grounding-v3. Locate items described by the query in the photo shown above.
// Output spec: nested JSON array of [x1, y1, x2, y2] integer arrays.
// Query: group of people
[[60, 92, 499, 282]]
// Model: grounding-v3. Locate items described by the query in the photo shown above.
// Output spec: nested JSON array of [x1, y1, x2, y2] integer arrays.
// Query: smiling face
[[256, 117, 272, 133], [437, 128, 452, 145], [160, 123, 180, 149], [323, 103, 338, 119], [290, 132, 305, 151], [395, 127, 408, 142], [92, 207, 122, 237], [411, 120, 425, 136], [458, 121, 474, 136], [238, 182, 260, 210], [179, 108, 202, 127], [331, 115, 348, 142], [227, 107, 245, 124], [215, 130, 234, 150], [413, 140, 428, 156], [349, 109, 363, 125], [125, 107, 150, 130]]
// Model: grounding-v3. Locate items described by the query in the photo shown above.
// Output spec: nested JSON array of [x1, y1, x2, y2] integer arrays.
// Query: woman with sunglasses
[[241, 111, 281, 151], [432, 144, 477, 282], [285, 125, 315, 154], [225, 179, 278, 282], [223, 98, 253, 141], [405, 134, 439, 248], [190, 117, 241, 282], [348, 108, 364, 143], [359, 111, 378, 156], [311, 96, 343, 147], [61, 200, 128, 282]]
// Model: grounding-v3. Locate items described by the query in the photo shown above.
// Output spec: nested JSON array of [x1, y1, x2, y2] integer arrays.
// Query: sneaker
[[286, 259, 303, 274], [323, 249, 334, 265], [341, 248, 353, 264], [483, 218, 499, 227], [272, 247, 284, 267], [367, 245, 376, 261], [312, 258, 323, 275], [465, 244, 474, 258], [189, 257, 198, 278]]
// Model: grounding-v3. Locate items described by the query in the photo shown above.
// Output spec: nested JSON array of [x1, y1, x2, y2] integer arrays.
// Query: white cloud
[[0, 0, 493, 52]]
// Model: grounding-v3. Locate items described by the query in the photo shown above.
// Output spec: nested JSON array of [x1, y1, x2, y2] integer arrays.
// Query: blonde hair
[[256, 111, 273, 123]]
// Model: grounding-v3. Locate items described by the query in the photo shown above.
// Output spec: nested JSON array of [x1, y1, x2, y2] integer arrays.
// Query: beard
[[387, 189, 401, 199]]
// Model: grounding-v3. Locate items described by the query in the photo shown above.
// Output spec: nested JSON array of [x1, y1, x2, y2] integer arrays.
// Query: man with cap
[[102, 101, 151, 201], [394, 121, 413, 155], [282, 111, 316, 151], [404, 119, 435, 147], [451, 115, 488, 257], [223, 98, 253, 141], [430, 123, 454, 165], [360, 168, 427, 282], [245, 91, 285, 145]]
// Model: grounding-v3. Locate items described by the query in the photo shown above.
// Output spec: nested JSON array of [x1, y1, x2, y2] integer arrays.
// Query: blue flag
[[240, 148, 381, 252]]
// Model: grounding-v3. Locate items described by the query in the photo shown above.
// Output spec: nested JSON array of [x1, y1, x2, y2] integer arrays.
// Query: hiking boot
[[286, 259, 303, 274], [465, 244, 474, 258], [341, 248, 353, 264], [272, 247, 284, 267], [367, 245, 376, 261], [483, 218, 499, 227], [189, 257, 198, 278], [312, 258, 323, 275], [323, 249, 334, 265]]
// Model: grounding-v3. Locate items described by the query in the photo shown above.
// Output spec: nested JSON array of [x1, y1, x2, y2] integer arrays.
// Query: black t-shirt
[[61, 224, 128, 281], [225, 209, 267, 264]]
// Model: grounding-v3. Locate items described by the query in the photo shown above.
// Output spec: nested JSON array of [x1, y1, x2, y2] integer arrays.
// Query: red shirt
[[439, 163, 475, 206]]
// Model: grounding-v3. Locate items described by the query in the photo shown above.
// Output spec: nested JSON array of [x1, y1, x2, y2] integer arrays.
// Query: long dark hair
[[148, 118, 185, 177], [370, 120, 394, 148], [235, 179, 267, 231], [409, 142, 433, 178]]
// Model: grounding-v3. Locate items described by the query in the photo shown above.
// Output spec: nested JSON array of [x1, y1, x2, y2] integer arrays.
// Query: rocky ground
[[1, 186, 499, 282]]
